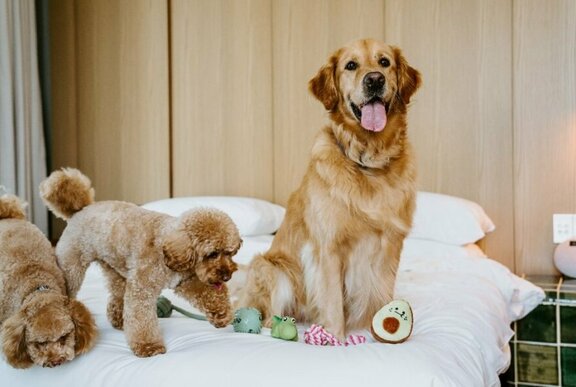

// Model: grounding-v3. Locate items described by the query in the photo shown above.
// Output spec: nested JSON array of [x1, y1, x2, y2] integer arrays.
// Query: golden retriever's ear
[[309, 58, 339, 111], [394, 46, 422, 105], [1, 312, 33, 368], [69, 299, 97, 355], [163, 230, 195, 272]]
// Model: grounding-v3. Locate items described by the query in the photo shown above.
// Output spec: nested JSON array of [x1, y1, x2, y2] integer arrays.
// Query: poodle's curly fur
[[40, 168, 242, 357], [0, 194, 97, 368]]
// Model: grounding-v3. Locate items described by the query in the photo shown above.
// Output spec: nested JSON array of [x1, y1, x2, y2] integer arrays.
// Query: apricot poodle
[[40, 168, 241, 357], [0, 194, 97, 368]]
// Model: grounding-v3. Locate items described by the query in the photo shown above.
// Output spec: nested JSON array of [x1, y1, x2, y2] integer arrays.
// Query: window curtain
[[0, 0, 48, 234]]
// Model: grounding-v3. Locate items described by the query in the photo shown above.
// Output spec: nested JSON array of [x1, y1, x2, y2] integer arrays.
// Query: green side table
[[502, 275, 576, 386]]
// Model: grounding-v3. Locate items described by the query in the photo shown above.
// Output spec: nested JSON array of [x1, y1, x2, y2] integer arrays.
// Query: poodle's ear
[[69, 299, 97, 355], [309, 54, 340, 112], [1, 312, 33, 368], [393, 46, 422, 105], [0, 194, 27, 220], [163, 230, 196, 272]]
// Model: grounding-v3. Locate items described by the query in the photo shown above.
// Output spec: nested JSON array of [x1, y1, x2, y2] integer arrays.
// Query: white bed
[[0, 193, 544, 386]]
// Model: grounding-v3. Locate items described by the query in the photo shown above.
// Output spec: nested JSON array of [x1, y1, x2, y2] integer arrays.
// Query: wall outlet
[[553, 214, 576, 243]]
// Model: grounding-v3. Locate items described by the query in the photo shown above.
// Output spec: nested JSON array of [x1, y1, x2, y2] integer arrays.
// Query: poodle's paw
[[207, 307, 233, 328], [107, 302, 124, 330], [130, 341, 166, 358]]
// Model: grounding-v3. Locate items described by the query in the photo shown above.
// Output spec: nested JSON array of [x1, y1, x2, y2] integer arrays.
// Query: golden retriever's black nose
[[363, 72, 385, 94]]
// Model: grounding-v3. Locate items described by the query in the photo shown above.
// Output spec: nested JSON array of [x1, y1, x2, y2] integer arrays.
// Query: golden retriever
[[238, 39, 421, 339], [40, 168, 241, 357], [0, 194, 97, 368]]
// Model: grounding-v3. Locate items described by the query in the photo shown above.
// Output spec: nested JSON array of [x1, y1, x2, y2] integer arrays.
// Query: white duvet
[[1, 237, 543, 387]]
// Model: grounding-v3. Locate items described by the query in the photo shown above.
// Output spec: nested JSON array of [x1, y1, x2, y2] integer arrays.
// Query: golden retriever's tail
[[0, 194, 27, 220], [39, 168, 95, 220]]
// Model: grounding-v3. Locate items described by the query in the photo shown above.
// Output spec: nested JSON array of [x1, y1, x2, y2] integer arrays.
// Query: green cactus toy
[[271, 315, 298, 341], [232, 307, 262, 334]]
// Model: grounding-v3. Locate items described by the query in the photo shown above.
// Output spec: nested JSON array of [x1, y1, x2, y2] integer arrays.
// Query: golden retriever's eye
[[379, 57, 391, 68], [58, 336, 67, 345], [205, 251, 218, 260], [345, 61, 358, 71]]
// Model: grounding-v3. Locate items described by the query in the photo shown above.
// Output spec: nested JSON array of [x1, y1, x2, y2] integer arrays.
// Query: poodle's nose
[[45, 358, 66, 367], [222, 273, 231, 282], [218, 269, 232, 282]]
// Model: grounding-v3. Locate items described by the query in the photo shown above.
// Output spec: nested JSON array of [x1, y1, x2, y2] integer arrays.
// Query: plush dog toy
[[0, 194, 97, 368], [40, 168, 242, 357]]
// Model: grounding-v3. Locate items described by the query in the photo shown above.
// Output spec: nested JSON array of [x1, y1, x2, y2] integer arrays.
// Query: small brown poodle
[[40, 168, 241, 357], [0, 194, 97, 368]]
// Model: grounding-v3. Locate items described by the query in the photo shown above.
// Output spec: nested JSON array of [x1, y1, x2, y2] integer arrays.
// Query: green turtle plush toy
[[271, 315, 298, 341]]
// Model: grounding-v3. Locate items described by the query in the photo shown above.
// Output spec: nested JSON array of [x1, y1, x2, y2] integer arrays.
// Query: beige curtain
[[0, 0, 48, 234]]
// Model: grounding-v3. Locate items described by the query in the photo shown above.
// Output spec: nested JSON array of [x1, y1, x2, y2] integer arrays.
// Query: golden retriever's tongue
[[360, 101, 387, 132]]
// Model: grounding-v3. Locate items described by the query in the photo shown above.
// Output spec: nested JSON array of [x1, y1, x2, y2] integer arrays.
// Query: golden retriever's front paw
[[207, 307, 233, 328], [262, 317, 273, 329], [131, 341, 166, 357], [324, 325, 346, 342]]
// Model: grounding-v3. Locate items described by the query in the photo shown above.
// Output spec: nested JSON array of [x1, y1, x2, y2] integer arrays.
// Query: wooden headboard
[[49, 0, 576, 275]]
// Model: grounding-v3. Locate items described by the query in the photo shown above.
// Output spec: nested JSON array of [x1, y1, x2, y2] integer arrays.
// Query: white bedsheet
[[1, 237, 543, 387]]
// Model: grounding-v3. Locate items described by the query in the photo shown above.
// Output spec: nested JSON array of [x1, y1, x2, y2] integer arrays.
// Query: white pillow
[[408, 192, 495, 245], [141, 196, 285, 237], [401, 238, 487, 262]]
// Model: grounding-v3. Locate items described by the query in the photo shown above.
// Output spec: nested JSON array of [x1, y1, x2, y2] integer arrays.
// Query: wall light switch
[[553, 214, 575, 243]]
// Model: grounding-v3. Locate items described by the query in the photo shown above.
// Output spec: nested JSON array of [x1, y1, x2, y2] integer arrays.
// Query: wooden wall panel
[[513, 0, 576, 275], [272, 0, 386, 205], [74, 0, 170, 204], [48, 1, 576, 272], [48, 0, 78, 239], [49, 0, 77, 171], [384, 0, 514, 269], [170, 0, 274, 201]]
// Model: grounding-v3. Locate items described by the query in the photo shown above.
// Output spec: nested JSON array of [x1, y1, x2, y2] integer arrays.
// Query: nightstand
[[502, 275, 576, 386]]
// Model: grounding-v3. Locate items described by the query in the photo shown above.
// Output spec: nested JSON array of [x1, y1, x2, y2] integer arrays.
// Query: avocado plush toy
[[371, 299, 413, 343]]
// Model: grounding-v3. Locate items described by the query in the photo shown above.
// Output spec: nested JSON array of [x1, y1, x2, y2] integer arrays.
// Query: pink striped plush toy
[[304, 324, 366, 346]]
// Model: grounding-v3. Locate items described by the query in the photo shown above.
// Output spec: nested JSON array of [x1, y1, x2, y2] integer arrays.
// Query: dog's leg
[[55, 241, 90, 297], [343, 234, 401, 331], [175, 278, 233, 328], [123, 278, 166, 357], [359, 237, 403, 327], [313, 247, 346, 340], [100, 262, 126, 330], [238, 252, 303, 328], [237, 255, 273, 326]]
